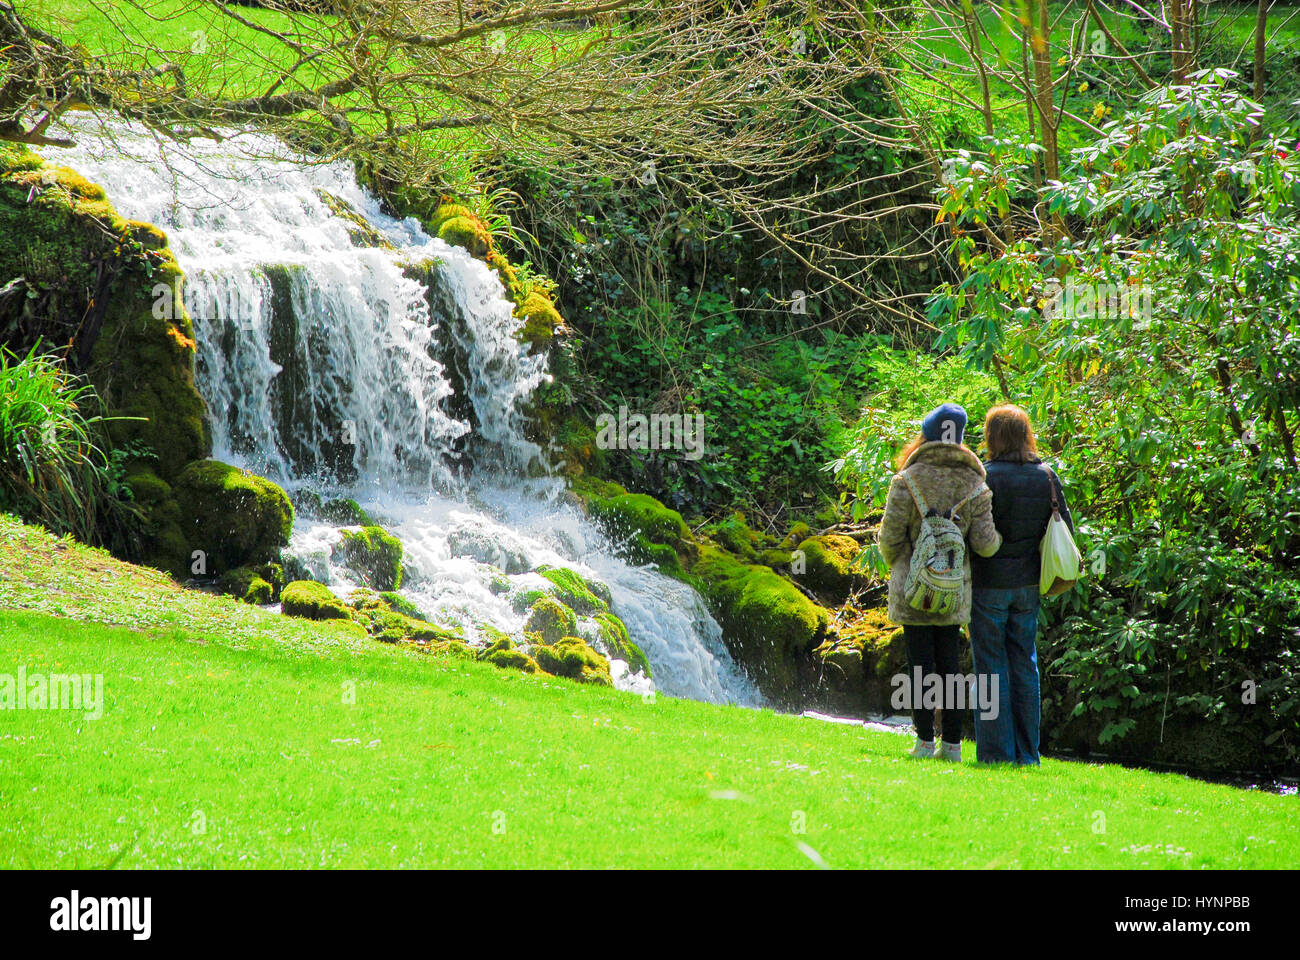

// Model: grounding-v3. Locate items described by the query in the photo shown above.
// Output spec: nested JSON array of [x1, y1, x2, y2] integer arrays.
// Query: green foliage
[[928, 72, 1300, 766], [0, 343, 139, 546], [827, 348, 999, 518]]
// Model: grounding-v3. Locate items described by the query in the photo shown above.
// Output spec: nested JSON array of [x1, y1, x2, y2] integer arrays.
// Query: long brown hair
[[983, 404, 1039, 463], [894, 433, 927, 471]]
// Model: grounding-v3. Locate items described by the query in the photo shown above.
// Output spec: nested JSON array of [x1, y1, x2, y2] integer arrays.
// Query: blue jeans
[[970, 586, 1042, 765]]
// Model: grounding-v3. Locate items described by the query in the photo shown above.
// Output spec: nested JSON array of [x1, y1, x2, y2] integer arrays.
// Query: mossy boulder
[[379, 591, 426, 621], [780, 522, 813, 551], [515, 291, 564, 350], [694, 545, 830, 703], [536, 566, 611, 615], [533, 636, 613, 686], [428, 203, 492, 257], [590, 611, 651, 678], [478, 635, 540, 674], [331, 525, 403, 590], [524, 596, 578, 645], [217, 566, 276, 605], [812, 604, 903, 715], [794, 534, 865, 604], [281, 580, 352, 620], [319, 497, 375, 527], [578, 478, 697, 574], [0, 150, 210, 483], [171, 460, 294, 578], [707, 512, 763, 561]]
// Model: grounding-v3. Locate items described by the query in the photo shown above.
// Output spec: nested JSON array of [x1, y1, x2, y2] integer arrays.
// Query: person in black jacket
[[970, 405, 1073, 765]]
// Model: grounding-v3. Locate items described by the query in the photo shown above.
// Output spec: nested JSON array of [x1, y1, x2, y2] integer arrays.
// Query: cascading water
[[54, 120, 761, 707]]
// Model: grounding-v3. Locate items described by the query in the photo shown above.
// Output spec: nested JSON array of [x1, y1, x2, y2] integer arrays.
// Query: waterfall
[[53, 120, 761, 707]]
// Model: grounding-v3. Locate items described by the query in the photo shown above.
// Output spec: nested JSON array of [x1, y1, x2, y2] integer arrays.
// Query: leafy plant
[[0, 343, 141, 546]]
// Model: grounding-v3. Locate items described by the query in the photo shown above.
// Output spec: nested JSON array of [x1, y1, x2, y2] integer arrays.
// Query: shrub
[[0, 344, 137, 546]]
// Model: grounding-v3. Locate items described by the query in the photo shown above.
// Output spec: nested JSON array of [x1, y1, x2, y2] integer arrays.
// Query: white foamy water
[[52, 119, 762, 706]]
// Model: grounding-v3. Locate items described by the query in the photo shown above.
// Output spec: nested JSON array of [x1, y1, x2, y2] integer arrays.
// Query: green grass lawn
[[1, 515, 1296, 869]]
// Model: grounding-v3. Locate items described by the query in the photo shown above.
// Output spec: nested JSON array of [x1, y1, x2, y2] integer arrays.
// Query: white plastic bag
[[1040, 511, 1082, 596], [1038, 464, 1081, 596]]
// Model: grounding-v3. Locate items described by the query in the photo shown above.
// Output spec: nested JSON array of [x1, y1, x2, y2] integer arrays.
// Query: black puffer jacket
[[971, 458, 1074, 590]]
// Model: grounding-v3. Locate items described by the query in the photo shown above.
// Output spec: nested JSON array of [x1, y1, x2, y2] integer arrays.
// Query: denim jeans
[[970, 586, 1042, 765], [902, 623, 964, 744]]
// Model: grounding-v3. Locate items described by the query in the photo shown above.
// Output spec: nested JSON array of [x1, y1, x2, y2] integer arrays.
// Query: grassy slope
[[1, 514, 1296, 869]]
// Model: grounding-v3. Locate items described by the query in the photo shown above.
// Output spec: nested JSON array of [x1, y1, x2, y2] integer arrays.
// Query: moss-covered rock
[[331, 525, 403, 590], [812, 604, 903, 715], [319, 497, 375, 527], [0, 151, 210, 483], [515, 290, 563, 350], [536, 565, 611, 615], [525, 596, 578, 645], [779, 522, 813, 551], [795, 534, 865, 604], [428, 203, 492, 258], [217, 566, 275, 605], [281, 580, 352, 620], [379, 591, 426, 621], [171, 459, 294, 578], [578, 477, 697, 574], [532, 636, 613, 686], [590, 611, 652, 678], [706, 512, 763, 561], [694, 545, 829, 702], [478, 635, 541, 674]]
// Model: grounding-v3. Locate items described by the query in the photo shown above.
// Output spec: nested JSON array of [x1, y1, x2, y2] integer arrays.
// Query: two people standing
[[878, 402, 1072, 765]]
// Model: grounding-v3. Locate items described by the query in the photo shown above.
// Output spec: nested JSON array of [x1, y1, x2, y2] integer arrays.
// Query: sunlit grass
[[1, 514, 1296, 868]]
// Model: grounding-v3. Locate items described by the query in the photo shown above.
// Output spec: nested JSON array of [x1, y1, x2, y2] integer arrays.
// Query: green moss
[[427, 203, 492, 258], [592, 611, 651, 678], [217, 566, 275, 605], [254, 563, 284, 599], [759, 549, 793, 569], [281, 580, 352, 621], [515, 290, 563, 349], [171, 460, 294, 578], [428, 637, 477, 660], [331, 525, 403, 591], [0, 151, 210, 486], [532, 636, 613, 686], [320, 498, 374, 527], [123, 468, 172, 506], [509, 588, 549, 614], [537, 565, 611, 615], [795, 534, 864, 603], [581, 482, 697, 569], [525, 596, 578, 645], [780, 522, 813, 550], [379, 591, 426, 621], [694, 545, 829, 702], [478, 635, 540, 674], [706, 512, 763, 561]]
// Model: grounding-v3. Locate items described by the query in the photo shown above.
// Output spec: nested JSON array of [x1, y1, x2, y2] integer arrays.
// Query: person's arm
[[967, 487, 1003, 558], [1051, 469, 1074, 533], [878, 475, 914, 567]]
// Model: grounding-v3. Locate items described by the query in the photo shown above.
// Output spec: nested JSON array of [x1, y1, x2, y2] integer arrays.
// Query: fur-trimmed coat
[[878, 442, 1002, 626]]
